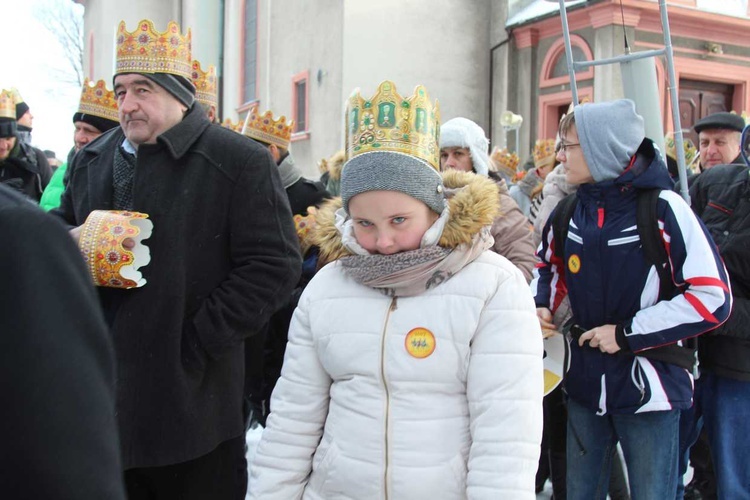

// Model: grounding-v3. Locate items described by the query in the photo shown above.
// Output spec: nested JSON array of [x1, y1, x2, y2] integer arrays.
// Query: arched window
[[540, 35, 594, 88]]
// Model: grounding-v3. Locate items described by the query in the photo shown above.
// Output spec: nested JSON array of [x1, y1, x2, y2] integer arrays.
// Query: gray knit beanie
[[115, 73, 196, 109], [439, 117, 490, 176], [574, 99, 645, 182], [341, 151, 446, 214]]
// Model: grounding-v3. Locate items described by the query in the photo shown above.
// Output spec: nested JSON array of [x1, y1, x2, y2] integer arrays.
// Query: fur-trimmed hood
[[311, 169, 500, 267]]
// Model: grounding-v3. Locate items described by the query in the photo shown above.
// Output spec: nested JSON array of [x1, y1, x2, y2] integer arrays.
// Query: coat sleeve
[[621, 190, 732, 351], [191, 149, 303, 359], [530, 207, 568, 313], [491, 191, 536, 282], [249, 289, 332, 499], [466, 265, 543, 499]]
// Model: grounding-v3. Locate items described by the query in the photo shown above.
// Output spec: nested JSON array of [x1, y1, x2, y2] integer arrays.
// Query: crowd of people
[[1, 15, 749, 500]]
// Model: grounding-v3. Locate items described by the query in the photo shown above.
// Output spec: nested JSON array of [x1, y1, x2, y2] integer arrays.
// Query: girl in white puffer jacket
[[249, 82, 543, 500]]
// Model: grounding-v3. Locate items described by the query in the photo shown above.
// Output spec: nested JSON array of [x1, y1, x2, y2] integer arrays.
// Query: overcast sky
[[0, 0, 84, 160]]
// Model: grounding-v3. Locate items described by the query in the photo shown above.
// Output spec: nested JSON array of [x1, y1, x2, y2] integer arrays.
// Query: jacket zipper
[[380, 296, 397, 500]]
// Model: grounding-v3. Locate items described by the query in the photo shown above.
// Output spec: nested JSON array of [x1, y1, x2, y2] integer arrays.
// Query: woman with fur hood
[[249, 82, 543, 499], [439, 117, 537, 282]]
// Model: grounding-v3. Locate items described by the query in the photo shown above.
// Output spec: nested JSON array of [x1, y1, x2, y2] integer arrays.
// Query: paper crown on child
[[0, 89, 15, 120], [242, 107, 294, 149], [665, 133, 698, 167], [533, 139, 556, 169], [191, 60, 218, 109], [344, 80, 441, 170], [78, 210, 153, 289], [340, 81, 445, 214], [77, 78, 119, 124], [115, 19, 192, 81]]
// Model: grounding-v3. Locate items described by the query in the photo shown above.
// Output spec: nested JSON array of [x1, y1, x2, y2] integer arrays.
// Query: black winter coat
[[52, 105, 302, 468], [0, 140, 52, 201], [0, 185, 125, 499], [690, 163, 750, 381]]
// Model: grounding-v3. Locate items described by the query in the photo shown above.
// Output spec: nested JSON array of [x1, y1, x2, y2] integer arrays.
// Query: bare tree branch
[[33, 0, 84, 87]]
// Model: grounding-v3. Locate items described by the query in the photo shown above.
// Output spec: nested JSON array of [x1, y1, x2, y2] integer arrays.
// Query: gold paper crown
[[665, 133, 698, 167], [221, 118, 241, 132], [491, 147, 520, 173], [10, 88, 24, 106], [243, 107, 294, 148], [78, 78, 119, 123], [533, 139, 556, 168], [191, 60, 218, 109], [0, 89, 15, 120], [115, 19, 192, 81], [345, 81, 441, 170]]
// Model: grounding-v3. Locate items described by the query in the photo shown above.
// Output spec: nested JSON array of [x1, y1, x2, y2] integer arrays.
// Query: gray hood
[[574, 99, 644, 182]]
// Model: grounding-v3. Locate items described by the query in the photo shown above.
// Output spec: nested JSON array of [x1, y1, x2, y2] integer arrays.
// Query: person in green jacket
[[40, 78, 119, 211]]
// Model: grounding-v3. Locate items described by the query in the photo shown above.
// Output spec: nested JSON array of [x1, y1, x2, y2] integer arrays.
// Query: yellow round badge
[[405, 328, 436, 359], [568, 254, 581, 274]]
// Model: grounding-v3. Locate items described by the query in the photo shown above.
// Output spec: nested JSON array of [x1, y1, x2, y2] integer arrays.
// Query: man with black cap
[[0, 89, 52, 202], [41, 78, 121, 211], [694, 111, 745, 171], [53, 19, 301, 499], [12, 88, 33, 146]]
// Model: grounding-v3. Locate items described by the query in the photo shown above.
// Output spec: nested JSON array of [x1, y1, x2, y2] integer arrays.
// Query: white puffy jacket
[[249, 172, 543, 499]]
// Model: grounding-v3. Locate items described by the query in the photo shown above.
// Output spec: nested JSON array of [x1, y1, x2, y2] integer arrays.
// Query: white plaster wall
[[342, 0, 491, 133], [221, 0, 244, 120], [81, 0, 181, 81], [256, 0, 344, 179]]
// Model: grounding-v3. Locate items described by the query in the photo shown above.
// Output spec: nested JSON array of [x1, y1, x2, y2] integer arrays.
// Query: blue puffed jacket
[[532, 139, 732, 415]]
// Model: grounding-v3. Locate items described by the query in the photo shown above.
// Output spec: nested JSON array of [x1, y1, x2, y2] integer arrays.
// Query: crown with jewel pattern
[[533, 139, 556, 169], [115, 19, 192, 80], [191, 60, 217, 109], [490, 147, 520, 175], [345, 81, 441, 170], [221, 118, 241, 132], [665, 133, 698, 168], [0, 89, 15, 120], [243, 107, 294, 149], [77, 78, 119, 123]]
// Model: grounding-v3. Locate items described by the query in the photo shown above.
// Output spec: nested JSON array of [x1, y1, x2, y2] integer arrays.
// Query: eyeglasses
[[558, 142, 580, 153]]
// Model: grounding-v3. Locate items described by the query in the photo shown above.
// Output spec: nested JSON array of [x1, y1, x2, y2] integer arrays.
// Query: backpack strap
[[636, 189, 676, 300], [552, 193, 578, 260]]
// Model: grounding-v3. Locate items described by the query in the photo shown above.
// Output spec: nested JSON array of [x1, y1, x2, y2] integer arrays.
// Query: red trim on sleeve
[[686, 276, 730, 292], [684, 292, 719, 324]]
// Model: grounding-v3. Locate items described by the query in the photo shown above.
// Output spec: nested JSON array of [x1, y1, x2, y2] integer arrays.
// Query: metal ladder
[[557, 0, 690, 201]]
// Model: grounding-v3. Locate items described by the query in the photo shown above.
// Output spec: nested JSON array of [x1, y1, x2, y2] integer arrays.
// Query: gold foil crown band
[[345, 81, 441, 170]]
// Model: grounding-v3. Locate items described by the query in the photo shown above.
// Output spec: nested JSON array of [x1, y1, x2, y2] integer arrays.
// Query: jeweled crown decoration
[[491, 147, 520, 172], [665, 133, 698, 167], [221, 118, 241, 132], [78, 78, 119, 123], [345, 81, 441, 170], [115, 19, 192, 80], [0, 90, 15, 120], [243, 107, 294, 149], [533, 139, 556, 167], [10, 88, 24, 106], [192, 60, 217, 109]]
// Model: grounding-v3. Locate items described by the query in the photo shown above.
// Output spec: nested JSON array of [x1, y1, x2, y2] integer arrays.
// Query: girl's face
[[348, 190, 440, 255]]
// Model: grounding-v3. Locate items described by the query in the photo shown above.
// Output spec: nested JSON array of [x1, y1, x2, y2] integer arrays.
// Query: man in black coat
[[52, 19, 301, 499], [685, 159, 750, 499], [0, 89, 52, 202], [0, 184, 126, 499]]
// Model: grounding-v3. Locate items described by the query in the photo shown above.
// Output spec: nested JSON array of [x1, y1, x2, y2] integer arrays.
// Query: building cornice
[[509, 0, 750, 49]]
